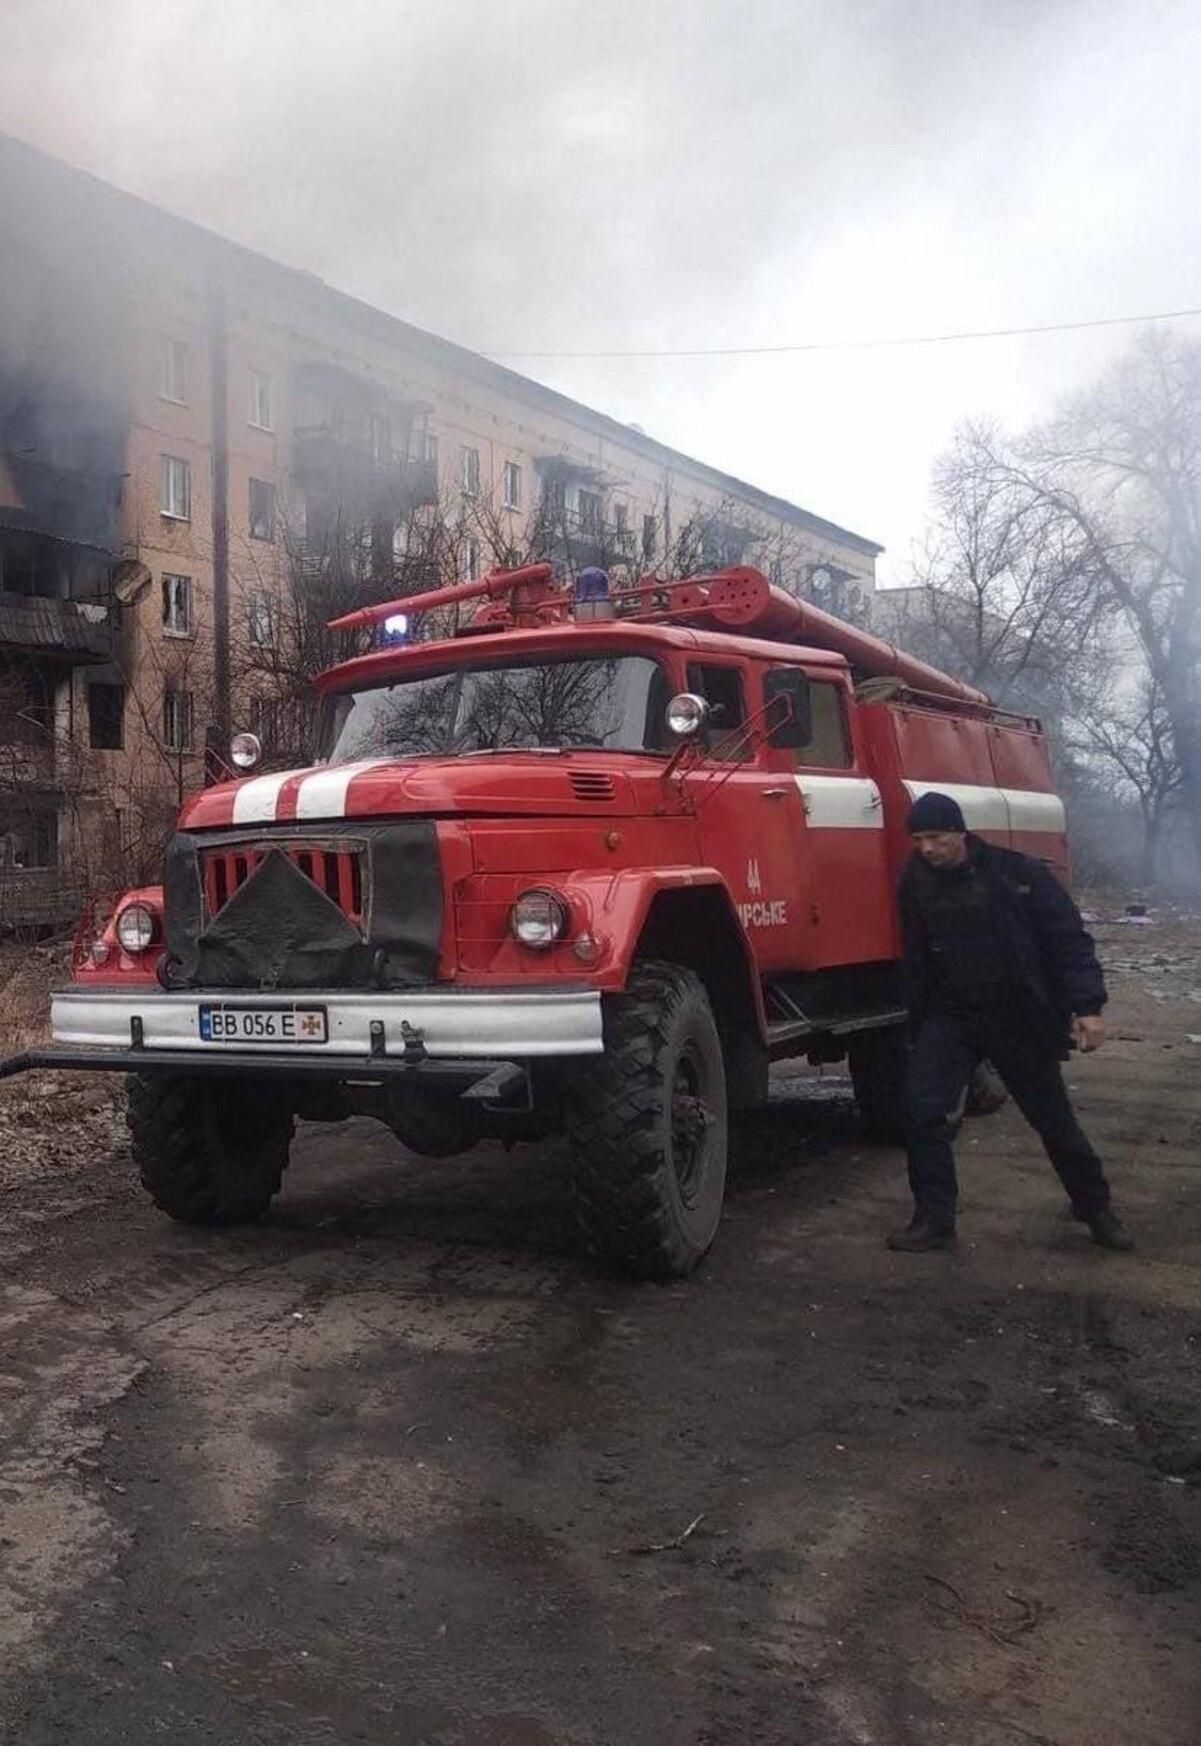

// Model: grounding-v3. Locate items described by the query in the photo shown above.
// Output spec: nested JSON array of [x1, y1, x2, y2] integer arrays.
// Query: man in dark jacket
[[888, 790, 1132, 1253]]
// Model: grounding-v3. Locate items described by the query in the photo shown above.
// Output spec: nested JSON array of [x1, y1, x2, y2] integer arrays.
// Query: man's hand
[[1072, 1014, 1105, 1053]]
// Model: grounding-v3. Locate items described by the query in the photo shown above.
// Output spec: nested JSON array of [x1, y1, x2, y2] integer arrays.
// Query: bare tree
[[890, 422, 1113, 716], [991, 332, 1201, 869], [1068, 670, 1183, 886]]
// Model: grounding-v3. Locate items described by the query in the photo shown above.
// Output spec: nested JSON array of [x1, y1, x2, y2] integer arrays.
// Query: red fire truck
[[0, 563, 1066, 1277]]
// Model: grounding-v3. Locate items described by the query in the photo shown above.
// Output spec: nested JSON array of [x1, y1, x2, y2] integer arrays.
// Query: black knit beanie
[[907, 791, 967, 834]]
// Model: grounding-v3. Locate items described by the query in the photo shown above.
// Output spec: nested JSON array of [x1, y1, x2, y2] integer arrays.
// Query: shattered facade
[[0, 133, 880, 925]]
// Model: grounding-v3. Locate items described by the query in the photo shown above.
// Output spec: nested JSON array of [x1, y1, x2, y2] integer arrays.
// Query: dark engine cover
[[162, 821, 443, 991]]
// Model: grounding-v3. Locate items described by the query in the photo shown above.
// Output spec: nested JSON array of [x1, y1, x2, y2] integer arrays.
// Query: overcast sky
[[4, 0, 1201, 580]]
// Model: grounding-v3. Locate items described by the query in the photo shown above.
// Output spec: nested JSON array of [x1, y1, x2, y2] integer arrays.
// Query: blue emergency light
[[377, 612, 410, 646], [575, 567, 610, 603]]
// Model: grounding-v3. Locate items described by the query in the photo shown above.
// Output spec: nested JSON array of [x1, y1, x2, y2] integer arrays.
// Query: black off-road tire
[[127, 1073, 294, 1224], [565, 962, 729, 1280], [848, 1025, 909, 1144]]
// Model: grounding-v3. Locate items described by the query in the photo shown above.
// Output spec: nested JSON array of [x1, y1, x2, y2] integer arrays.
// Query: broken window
[[162, 573, 192, 637], [249, 478, 275, 541], [88, 682, 125, 751], [247, 592, 278, 648]]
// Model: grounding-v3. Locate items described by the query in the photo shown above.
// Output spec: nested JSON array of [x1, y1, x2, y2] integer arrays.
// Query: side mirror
[[230, 731, 262, 772], [665, 692, 711, 739], [763, 668, 813, 749]]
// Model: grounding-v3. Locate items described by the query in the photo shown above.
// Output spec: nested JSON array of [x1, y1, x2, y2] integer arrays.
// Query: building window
[[247, 591, 278, 648], [163, 687, 194, 752], [577, 489, 601, 535], [248, 369, 273, 431], [462, 537, 481, 582], [1, 810, 57, 870], [249, 695, 280, 753], [460, 446, 481, 497], [369, 413, 392, 461], [503, 460, 522, 511], [249, 478, 275, 541], [160, 338, 187, 404], [88, 682, 125, 751], [546, 478, 567, 518], [642, 514, 657, 559], [162, 573, 193, 637], [160, 455, 191, 521], [614, 502, 629, 540], [409, 428, 438, 466]]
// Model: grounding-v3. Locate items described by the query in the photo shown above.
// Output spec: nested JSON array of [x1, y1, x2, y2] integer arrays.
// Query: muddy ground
[[0, 919, 1198, 1746]]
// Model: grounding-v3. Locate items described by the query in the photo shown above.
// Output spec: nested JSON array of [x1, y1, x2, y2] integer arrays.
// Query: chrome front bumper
[[48, 984, 604, 1062]]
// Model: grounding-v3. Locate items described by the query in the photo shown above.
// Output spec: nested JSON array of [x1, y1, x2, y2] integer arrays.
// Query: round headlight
[[510, 889, 569, 949], [116, 903, 157, 954], [230, 731, 262, 771], [665, 692, 710, 738]]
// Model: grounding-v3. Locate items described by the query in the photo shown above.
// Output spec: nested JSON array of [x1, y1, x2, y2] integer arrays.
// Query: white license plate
[[198, 1004, 329, 1045]]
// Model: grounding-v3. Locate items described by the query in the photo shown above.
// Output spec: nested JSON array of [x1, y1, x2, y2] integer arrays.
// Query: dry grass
[[0, 941, 123, 1125], [0, 940, 71, 1050]]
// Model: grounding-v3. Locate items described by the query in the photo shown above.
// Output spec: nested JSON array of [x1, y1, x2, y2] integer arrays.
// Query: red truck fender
[[559, 867, 769, 1105]]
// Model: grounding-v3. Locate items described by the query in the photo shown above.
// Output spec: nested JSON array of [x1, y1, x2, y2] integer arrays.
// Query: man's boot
[[1084, 1207, 1135, 1252], [886, 1215, 956, 1253]]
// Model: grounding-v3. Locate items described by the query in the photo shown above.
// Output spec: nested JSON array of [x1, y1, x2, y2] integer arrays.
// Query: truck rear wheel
[[566, 962, 728, 1279], [848, 1026, 908, 1143], [127, 1073, 294, 1225]]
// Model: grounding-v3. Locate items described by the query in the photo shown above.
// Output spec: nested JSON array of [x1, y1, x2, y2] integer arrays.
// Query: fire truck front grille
[[202, 843, 364, 926]]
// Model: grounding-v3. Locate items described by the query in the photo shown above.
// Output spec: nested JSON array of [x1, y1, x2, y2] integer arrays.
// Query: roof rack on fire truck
[[327, 561, 994, 712]]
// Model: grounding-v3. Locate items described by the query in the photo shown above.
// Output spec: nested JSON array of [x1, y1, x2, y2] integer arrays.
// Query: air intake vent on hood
[[569, 769, 616, 801]]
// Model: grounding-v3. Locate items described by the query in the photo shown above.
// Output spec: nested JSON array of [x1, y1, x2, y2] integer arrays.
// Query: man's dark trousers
[[906, 1010, 1111, 1231]]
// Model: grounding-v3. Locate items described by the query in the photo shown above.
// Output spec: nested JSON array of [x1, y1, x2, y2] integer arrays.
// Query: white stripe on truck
[[903, 779, 1065, 836], [228, 761, 389, 825], [231, 770, 298, 825], [295, 760, 389, 820], [795, 774, 884, 828]]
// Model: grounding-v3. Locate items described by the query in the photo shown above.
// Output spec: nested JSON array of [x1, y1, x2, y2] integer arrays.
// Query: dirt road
[[1, 920, 1199, 1745]]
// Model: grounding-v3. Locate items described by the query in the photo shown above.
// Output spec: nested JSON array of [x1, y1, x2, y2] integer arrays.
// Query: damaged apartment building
[[0, 132, 880, 929]]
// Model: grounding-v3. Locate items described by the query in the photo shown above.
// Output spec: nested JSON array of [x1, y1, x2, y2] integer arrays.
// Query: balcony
[[293, 429, 439, 513], [0, 450, 124, 556], [0, 590, 112, 666]]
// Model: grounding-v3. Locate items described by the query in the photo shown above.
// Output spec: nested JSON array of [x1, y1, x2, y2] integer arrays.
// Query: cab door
[[771, 671, 894, 968], [681, 660, 812, 972]]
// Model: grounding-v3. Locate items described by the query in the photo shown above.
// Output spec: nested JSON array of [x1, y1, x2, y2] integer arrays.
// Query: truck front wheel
[[566, 962, 728, 1279], [127, 1073, 294, 1225]]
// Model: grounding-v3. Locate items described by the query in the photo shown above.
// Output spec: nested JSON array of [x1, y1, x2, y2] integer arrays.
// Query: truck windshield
[[322, 655, 670, 761]]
